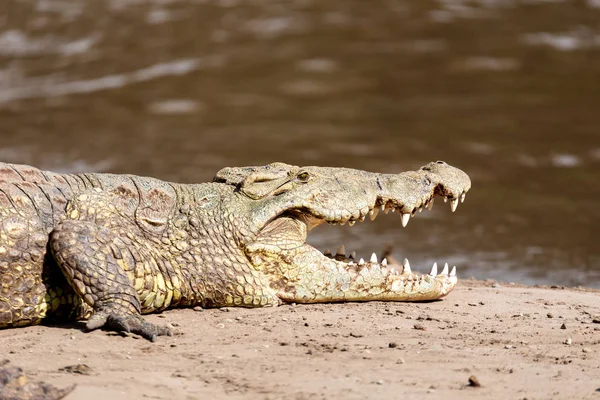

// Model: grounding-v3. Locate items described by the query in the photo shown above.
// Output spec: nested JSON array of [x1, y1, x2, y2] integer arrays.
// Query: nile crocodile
[[0, 161, 470, 341]]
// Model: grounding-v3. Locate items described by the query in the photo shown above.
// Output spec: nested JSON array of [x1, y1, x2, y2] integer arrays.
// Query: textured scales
[[0, 161, 471, 340]]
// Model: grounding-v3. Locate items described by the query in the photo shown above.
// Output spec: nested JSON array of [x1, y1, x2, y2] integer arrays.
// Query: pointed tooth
[[369, 207, 379, 221], [380, 204, 385, 212], [443, 197, 448, 203], [418, 207, 423, 213], [450, 198, 459, 212], [348, 261, 354, 266], [450, 265, 457, 277], [359, 216, 365, 222], [324, 248, 332, 256], [427, 198, 434, 210], [402, 258, 411, 274], [336, 245, 346, 256], [430, 263, 438, 276], [350, 251, 356, 259], [461, 193, 466, 203], [401, 213, 410, 227], [441, 263, 449, 276], [390, 208, 395, 213], [359, 258, 365, 265], [381, 258, 388, 267], [340, 221, 346, 226], [349, 220, 356, 226], [384, 208, 390, 215], [389, 267, 394, 274], [370, 253, 378, 263]]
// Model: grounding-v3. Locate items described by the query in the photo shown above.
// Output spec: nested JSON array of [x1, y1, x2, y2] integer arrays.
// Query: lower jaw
[[255, 246, 458, 303]]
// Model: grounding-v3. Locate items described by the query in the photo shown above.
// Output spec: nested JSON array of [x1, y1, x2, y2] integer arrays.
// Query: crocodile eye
[[296, 172, 311, 182]]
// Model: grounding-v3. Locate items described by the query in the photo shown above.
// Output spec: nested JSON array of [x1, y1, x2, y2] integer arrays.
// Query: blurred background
[[1, 0, 599, 287]]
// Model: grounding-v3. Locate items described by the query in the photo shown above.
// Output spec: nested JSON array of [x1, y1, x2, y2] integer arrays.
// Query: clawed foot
[[86, 311, 173, 341]]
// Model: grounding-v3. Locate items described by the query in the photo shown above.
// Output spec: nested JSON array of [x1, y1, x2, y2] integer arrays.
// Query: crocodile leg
[[49, 219, 172, 341]]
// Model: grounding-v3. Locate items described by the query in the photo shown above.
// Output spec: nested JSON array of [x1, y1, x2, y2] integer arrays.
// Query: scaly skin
[[0, 161, 471, 340], [0, 360, 74, 400]]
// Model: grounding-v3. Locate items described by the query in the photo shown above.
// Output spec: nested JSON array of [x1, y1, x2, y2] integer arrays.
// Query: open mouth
[[318, 193, 465, 277], [250, 187, 468, 302], [320, 192, 464, 281]]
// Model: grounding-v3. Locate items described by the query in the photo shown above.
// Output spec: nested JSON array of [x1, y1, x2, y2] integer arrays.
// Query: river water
[[1, 0, 599, 287]]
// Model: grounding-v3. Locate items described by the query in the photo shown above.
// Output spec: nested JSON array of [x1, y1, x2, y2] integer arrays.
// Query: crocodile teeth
[[348, 261, 354, 265], [441, 263, 449, 276], [418, 207, 423, 213], [381, 258, 388, 266], [450, 266, 457, 277], [349, 221, 356, 226], [336, 245, 346, 256], [359, 258, 365, 265], [443, 197, 448, 203], [430, 262, 438, 276], [324, 248, 332, 256], [461, 193, 466, 203], [402, 258, 411, 274], [369, 207, 379, 221], [427, 198, 434, 210], [401, 213, 410, 227], [390, 208, 396, 213], [350, 251, 356, 259], [384, 208, 390, 215], [340, 221, 346, 226], [450, 198, 459, 212], [380, 204, 385, 212], [370, 253, 378, 263], [359, 215, 366, 222]]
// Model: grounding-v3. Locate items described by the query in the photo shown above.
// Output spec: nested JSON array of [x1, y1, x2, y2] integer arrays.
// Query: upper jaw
[[295, 185, 469, 231]]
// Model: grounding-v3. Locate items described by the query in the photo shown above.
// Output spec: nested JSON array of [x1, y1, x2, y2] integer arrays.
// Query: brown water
[[1, 0, 599, 287]]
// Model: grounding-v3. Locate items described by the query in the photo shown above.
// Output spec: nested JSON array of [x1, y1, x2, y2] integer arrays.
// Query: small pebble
[[468, 375, 481, 387], [582, 348, 591, 353], [413, 323, 427, 331], [396, 358, 405, 364], [547, 313, 554, 318], [564, 338, 572, 345], [560, 323, 567, 330]]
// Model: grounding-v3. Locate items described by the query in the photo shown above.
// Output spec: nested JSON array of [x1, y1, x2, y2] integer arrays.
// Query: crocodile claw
[[86, 311, 173, 341]]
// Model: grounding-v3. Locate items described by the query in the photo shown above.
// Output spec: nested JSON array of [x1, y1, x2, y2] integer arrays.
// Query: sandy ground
[[1, 280, 599, 400]]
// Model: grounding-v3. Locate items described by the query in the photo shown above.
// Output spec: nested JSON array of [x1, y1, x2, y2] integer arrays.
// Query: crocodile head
[[214, 161, 471, 303]]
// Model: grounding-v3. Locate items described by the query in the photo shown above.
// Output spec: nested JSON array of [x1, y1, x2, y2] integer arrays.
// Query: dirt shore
[[1, 280, 599, 400]]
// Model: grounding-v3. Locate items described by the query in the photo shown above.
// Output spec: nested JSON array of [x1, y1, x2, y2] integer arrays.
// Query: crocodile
[[0, 161, 470, 341]]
